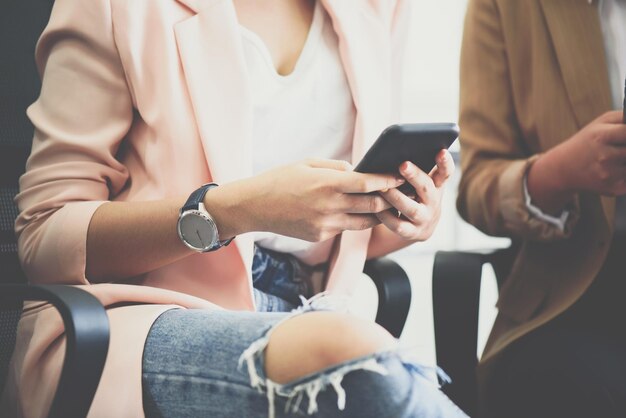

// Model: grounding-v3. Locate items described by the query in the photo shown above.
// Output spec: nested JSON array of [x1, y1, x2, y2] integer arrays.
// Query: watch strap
[[181, 183, 218, 213]]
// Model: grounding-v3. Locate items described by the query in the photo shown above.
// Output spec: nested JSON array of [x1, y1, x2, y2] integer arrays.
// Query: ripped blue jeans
[[142, 246, 469, 418]]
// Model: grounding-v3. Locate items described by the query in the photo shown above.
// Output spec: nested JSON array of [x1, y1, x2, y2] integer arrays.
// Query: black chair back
[[0, 0, 53, 285], [0, 0, 54, 396]]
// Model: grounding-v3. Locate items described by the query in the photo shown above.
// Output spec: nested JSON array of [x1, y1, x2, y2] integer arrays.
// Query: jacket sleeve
[[456, 0, 580, 241], [15, 0, 133, 284]]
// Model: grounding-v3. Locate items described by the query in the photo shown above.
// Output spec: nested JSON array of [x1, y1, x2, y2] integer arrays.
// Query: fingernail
[[381, 188, 389, 193], [396, 177, 406, 184], [401, 161, 411, 171]]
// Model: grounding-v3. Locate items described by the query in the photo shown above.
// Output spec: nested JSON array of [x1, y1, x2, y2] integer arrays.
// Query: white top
[[241, 1, 356, 264], [524, 0, 626, 231]]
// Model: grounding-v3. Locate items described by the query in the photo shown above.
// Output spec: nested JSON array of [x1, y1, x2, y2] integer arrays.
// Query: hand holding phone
[[352, 123, 457, 242], [354, 123, 458, 194]]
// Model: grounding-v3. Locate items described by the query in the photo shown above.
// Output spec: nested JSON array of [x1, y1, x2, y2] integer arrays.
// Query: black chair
[[432, 244, 518, 417], [0, 1, 412, 417]]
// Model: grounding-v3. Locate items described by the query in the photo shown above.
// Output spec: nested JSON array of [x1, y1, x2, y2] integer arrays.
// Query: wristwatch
[[177, 183, 233, 252]]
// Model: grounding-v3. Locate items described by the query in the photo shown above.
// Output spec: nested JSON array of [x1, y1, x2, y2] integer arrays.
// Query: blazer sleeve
[[14, 0, 133, 284], [456, 0, 580, 241]]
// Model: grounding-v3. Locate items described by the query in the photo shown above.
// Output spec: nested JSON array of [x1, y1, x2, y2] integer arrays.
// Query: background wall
[[351, 0, 511, 366]]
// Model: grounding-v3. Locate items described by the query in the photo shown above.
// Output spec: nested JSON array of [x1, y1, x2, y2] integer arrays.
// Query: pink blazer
[[1, 0, 411, 417]]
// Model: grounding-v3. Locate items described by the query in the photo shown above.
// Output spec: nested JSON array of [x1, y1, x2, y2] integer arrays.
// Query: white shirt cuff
[[523, 175, 570, 232]]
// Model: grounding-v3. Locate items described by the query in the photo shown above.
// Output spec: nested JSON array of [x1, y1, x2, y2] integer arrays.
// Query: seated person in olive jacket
[[458, 0, 626, 417]]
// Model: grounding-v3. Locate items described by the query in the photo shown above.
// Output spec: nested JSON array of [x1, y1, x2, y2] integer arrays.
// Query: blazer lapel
[[540, 0, 615, 226], [320, 0, 392, 291], [174, 0, 255, 290], [320, 0, 392, 161], [174, 0, 253, 186], [540, 0, 612, 128]]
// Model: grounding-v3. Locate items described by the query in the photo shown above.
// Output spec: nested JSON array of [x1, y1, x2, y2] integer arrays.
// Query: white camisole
[[240, 1, 356, 265]]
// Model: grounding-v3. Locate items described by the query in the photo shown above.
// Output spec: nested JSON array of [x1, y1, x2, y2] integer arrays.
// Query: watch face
[[178, 211, 217, 251]]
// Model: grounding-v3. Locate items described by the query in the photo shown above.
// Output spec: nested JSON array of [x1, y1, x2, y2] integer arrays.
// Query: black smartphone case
[[354, 123, 459, 194]]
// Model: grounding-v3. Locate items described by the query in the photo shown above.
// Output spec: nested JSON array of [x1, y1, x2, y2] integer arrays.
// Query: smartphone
[[354, 123, 459, 194]]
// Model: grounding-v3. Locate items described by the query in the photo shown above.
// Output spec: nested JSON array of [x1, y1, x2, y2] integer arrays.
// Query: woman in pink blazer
[[2, 0, 466, 417]]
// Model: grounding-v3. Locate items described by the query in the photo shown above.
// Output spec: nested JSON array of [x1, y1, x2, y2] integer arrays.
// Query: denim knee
[[238, 295, 468, 418]]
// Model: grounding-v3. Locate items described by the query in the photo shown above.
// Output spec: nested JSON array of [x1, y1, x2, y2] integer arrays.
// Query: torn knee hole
[[237, 296, 397, 418]]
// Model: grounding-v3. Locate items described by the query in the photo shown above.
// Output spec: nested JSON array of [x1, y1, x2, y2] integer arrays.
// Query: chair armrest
[[364, 258, 411, 339], [0, 284, 110, 418], [433, 246, 516, 416], [432, 250, 488, 416]]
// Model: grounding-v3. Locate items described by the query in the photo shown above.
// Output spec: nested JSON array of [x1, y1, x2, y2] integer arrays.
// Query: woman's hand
[[205, 159, 404, 242], [376, 150, 455, 241]]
